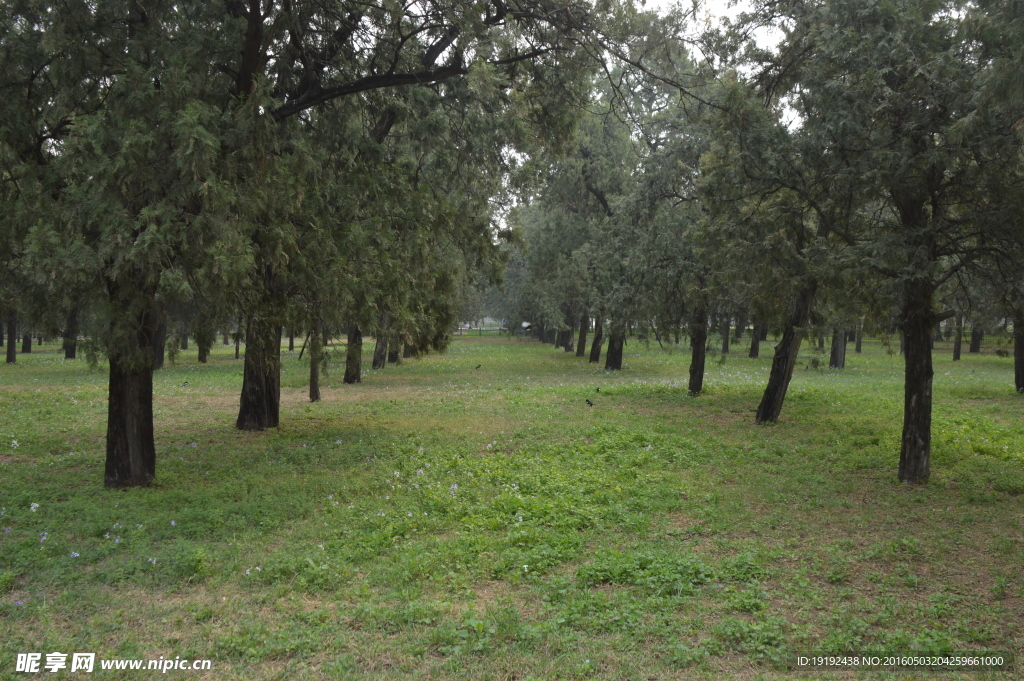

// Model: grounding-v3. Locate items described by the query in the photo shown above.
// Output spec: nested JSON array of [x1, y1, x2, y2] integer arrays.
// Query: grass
[[0, 333, 1022, 680]]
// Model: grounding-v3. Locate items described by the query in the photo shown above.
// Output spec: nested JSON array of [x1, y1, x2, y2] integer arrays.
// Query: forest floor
[[1, 333, 1023, 680]]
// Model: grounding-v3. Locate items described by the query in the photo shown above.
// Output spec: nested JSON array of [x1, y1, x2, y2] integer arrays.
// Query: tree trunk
[[5, 310, 16, 364], [688, 306, 709, 394], [403, 343, 413, 359], [576, 312, 588, 357], [197, 327, 213, 364], [589, 315, 604, 363], [952, 314, 963, 361], [22, 334, 32, 354], [288, 329, 295, 352], [309, 320, 322, 402], [855, 320, 863, 353], [236, 316, 282, 430], [180, 331, 188, 351], [152, 313, 167, 370], [0, 318, 3, 347], [104, 302, 157, 488], [344, 323, 362, 384], [969, 325, 983, 353], [734, 314, 746, 339], [564, 323, 576, 352], [720, 319, 730, 354], [760, 325, 769, 341], [898, 283, 934, 483], [605, 325, 624, 370], [817, 331, 824, 351], [63, 308, 79, 360], [224, 329, 231, 345], [748, 322, 762, 359], [372, 313, 389, 370], [1015, 315, 1024, 393], [756, 283, 817, 424], [829, 328, 846, 369], [387, 332, 401, 364]]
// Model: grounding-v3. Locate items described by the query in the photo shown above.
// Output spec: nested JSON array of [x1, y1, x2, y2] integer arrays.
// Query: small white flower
[[71, 552, 80, 558], [170, 521, 177, 526], [318, 544, 324, 550], [30, 503, 39, 512], [11, 440, 18, 449]]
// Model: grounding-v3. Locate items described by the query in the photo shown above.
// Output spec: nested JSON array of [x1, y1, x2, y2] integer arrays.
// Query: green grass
[[1, 334, 1022, 679]]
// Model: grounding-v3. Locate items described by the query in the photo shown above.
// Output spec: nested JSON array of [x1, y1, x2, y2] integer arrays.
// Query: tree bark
[[756, 282, 817, 424], [829, 327, 847, 369], [589, 315, 604, 363], [576, 312, 588, 357], [403, 343, 413, 359], [104, 301, 157, 489], [236, 316, 282, 430], [855, 320, 863, 353], [309, 319, 321, 402], [152, 313, 167, 370], [5, 310, 16, 364], [952, 314, 962, 361], [344, 323, 362, 384], [371, 313, 389, 370], [969, 324, 983, 353], [196, 327, 214, 364], [564, 323, 576, 352], [748, 322, 762, 359], [817, 331, 824, 351], [387, 332, 401, 364], [63, 308, 79, 360], [898, 282, 934, 483], [1015, 315, 1024, 394], [734, 314, 746, 339], [288, 329, 295, 353], [760, 325, 769, 341], [180, 331, 188, 351], [720, 318, 730, 354], [22, 334, 32, 354], [224, 329, 231, 345], [688, 306, 708, 394], [604, 325, 624, 370], [933, 322, 943, 343]]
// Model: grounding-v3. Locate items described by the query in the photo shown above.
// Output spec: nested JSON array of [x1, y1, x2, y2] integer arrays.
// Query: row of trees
[[487, 0, 1024, 483], [3, 0, 1022, 487], [2, 0, 668, 487]]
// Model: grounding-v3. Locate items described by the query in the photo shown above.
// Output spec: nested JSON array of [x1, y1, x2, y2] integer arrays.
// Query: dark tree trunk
[[817, 331, 824, 351], [969, 325, 983, 353], [289, 330, 295, 352], [5, 310, 16, 364], [756, 283, 817, 424], [855, 321, 863, 353], [589, 315, 604, 363], [344, 323, 362, 384], [688, 306, 709, 394], [224, 329, 231, 345], [734, 314, 746, 339], [564, 323, 576, 352], [933, 322, 943, 343], [104, 300, 157, 489], [234, 316, 242, 360], [22, 334, 32, 354], [605, 325, 624, 370], [899, 331, 906, 355], [63, 308, 79, 359], [196, 327, 213, 364], [749, 323, 762, 359], [760, 325, 769, 341], [152, 313, 167, 370], [899, 283, 934, 483], [952, 314, 963, 360], [371, 314, 389, 370], [546, 328, 556, 344], [829, 328, 847, 369], [720, 319, 730, 354], [236, 316, 281, 430], [0, 319, 3, 347], [576, 312, 588, 357], [403, 343, 413, 359], [309, 320, 322, 402], [180, 331, 188, 351], [1015, 315, 1024, 393], [555, 329, 566, 349], [388, 332, 401, 364]]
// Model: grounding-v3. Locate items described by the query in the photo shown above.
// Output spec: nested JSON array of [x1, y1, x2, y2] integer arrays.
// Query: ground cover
[[1, 334, 1022, 680]]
